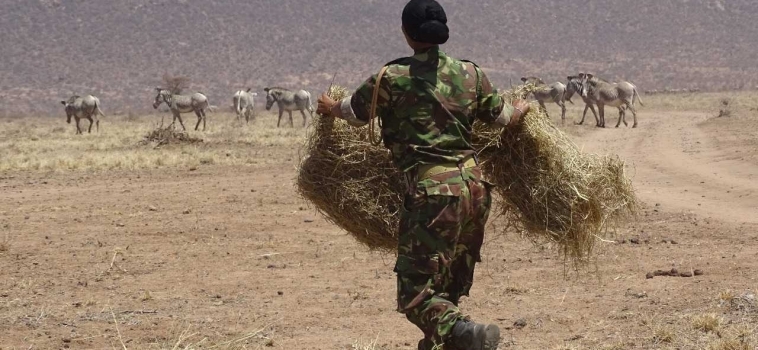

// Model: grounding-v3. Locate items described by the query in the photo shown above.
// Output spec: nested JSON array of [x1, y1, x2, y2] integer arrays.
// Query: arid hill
[[2, 0, 757, 114]]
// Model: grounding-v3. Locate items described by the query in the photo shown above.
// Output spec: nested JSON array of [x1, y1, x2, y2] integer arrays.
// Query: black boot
[[450, 320, 500, 350]]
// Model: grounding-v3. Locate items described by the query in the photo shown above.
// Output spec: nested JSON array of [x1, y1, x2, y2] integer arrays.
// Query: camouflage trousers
[[394, 167, 492, 350]]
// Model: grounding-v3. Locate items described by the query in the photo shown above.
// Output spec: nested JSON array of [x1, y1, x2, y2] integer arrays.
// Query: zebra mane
[[66, 95, 79, 103], [265, 86, 290, 92]]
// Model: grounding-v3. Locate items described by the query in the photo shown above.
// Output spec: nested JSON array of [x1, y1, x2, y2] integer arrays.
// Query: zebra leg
[[277, 110, 283, 128], [175, 112, 187, 131], [588, 104, 600, 127], [628, 104, 638, 128], [300, 110, 308, 127], [616, 107, 625, 128], [202, 110, 207, 131], [75, 117, 82, 135], [557, 101, 566, 124], [598, 104, 606, 128], [288, 111, 294, 128], [538, 101, 550, 119], [578, 104, 589, 125], [87, 116, 94, 133], [194, 110, 203, 131]]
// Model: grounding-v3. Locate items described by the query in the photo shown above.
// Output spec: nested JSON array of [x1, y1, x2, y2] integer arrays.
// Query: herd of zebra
[[59, 86, 315, 134], [58, 73, 642, 134], [525, 73, 644, 128]]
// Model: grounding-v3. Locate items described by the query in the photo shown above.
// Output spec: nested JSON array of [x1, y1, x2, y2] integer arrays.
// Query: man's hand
[[317, 93, 338, 117], [508, 99, 531, 126]]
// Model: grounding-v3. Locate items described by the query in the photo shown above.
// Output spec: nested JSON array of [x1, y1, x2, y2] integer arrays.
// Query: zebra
[[521, 77, 568, 122], [233, 88, 257, 123], [152, 88, 210, 131], [565, 74, 599, 126], [580, 74, 644, 128], [264, 87, 314, 128], [60, 94, 105, 134]]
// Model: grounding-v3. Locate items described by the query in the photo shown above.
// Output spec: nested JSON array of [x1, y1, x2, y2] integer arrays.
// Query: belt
[[416, 156, 477, 180]]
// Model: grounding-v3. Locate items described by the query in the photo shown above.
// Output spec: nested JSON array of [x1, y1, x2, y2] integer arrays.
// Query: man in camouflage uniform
[[317, 1, 530, 349]]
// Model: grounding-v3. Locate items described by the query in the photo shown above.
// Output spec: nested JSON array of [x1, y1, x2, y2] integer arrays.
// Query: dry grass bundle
[[474, 84, 637, 261], [141, 125, 203, 147], [297, 84, 637, 261], [297, 85, 402, 250]]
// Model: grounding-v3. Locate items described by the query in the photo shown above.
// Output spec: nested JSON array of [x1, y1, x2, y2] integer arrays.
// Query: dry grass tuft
[[692, 313, 721, 333], [717, 98, 733, 118], [140, 125, 204, 147], [0, 232, 10, 253], [652, 326, 676, 344], [351, 336, 380, 350], [298, 84, 637, 262]]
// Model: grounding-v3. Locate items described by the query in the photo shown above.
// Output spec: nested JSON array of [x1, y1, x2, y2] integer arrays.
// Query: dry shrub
[[141, 125, 203, 147], [692, 313, 721, 333], [297, 84, 637, 262], [717, 98, 732, 118], [161, 73, 191, 94]]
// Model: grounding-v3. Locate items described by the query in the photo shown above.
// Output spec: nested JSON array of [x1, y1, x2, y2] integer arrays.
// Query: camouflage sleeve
[[340, 71, 392, 127], [474, 67, 512, 127]]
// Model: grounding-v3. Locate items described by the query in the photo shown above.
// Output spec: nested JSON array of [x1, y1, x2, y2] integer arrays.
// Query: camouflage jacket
[[339, 46, 511, 172]]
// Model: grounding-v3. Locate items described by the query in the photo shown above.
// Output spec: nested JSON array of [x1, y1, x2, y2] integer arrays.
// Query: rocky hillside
[[1, 0, 757, 114]]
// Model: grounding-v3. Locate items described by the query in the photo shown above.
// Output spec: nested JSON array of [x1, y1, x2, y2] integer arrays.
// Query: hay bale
[[297, 85, 637, 262], [474, 85, 637, 261], [297, 85, 402, 251]]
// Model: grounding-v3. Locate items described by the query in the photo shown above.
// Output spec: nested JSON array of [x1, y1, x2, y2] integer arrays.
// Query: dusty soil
[[1, 108, 757, 349]]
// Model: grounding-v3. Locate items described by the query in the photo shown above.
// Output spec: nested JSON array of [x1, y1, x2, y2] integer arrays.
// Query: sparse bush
[[161, 73, 191, 94], [692, 313, 720, 333], [717, 98, 732, 117]]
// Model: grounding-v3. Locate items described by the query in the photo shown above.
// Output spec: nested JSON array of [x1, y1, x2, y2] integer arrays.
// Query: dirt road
[[1, 110, 756, 349]]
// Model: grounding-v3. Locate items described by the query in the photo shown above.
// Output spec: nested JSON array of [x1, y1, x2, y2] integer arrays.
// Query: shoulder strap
[[369, 65, 390, 146], [461, 59, 482, 116]]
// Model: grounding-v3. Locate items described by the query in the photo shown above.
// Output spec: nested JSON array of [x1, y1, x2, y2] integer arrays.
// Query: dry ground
[[1, 93, 757, 350]]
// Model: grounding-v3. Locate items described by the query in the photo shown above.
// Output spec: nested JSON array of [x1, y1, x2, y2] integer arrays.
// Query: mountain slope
[[1, 0, 757, 114]]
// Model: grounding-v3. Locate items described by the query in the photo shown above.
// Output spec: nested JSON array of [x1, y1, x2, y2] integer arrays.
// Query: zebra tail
[[235, 96, 242, 115], [94, 100, 106, 118], [634, 86, 644, 106]]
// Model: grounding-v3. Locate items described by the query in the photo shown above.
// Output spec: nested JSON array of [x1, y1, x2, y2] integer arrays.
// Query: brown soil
[[1, 109, 757, 349]]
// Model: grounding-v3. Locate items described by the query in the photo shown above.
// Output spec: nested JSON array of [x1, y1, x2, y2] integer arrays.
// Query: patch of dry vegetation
[[0, 112, 306, 173], [0, 232, 10, 253], [638, 291, 758, 349]]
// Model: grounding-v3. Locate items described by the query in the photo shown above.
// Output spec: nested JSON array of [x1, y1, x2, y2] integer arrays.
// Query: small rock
[[182, 209, 191, 215], [148, 205, 158, 212], [513, 318, 527, 329], [189, 166, 198, 171], [115, 223, 125, 227], [670, 240, 678, 245], [304, 219, 314, 223], [277, 291, 284, 296], [694, 269, 704, 276], [630, 238, 640, 244], [669, 268, 679, 276], [679, 271, 694, 278], [661, 239, 669, 244], [646, 272, 654, 279], [62, 338, 71, 343], [617, 239, 628, 244]]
